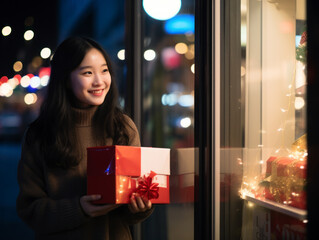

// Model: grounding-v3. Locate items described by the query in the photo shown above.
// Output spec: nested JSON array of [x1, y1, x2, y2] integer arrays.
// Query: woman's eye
[[103, 68, 109, 73], [83, 71, 92, 75]]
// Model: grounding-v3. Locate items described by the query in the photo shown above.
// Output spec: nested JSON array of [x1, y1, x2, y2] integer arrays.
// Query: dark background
[[0, 1, 126, 238]]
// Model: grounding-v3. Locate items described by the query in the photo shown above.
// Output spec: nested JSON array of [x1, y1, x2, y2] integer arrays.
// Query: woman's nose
[[93, 74, 103, 85]]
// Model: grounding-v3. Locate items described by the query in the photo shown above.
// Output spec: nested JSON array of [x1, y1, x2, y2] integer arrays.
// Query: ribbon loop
[[135, 171, 160, 200]]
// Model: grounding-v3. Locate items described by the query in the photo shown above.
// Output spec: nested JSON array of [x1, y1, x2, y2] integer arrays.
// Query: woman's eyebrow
[[78, 63, 108, 70], [78, 66, 92, 70]]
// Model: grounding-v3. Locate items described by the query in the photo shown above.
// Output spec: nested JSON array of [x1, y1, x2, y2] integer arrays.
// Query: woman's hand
[[128, 193, 152, 214], [80, 195, 120, 217]]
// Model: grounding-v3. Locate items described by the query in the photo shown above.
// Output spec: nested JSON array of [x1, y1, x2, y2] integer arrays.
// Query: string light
[[2, 26, 12, 36]]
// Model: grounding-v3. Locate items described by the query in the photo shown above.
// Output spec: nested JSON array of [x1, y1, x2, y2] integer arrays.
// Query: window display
[[219, 0, 307, 239]]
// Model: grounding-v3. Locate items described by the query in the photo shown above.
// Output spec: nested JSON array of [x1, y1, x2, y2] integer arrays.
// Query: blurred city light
[[180, 117, 192, 128], [191, 64, 195, 73], [24, 93, 37, 105], [40, 47, 51, 59], [40, 75, 49, 87], [31, 56, 43, 68], [20, 75, 31, 88], [164, 14, 195, 34], [2, 26, 12, 36], [30, 76, 41, 88], [0, 76, 9, 84], [8, 77, 19, 89], [144, 49, 156, 61], [178, 94, 194, 107], [185, 44, 194, 60], [0, 83, 13, 97], [161, 47, 181, 69], [13, 61, 23, 72], [161, 93, 178, 106], [175, 42, 188, 54], [24, 30, 34, 41], [143, 0, 181, 20], [117, 49, 125, 60]]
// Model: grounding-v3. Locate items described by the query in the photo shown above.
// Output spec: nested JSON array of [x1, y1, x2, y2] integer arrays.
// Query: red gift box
[[288, 159, 307, 209], [87, 145, 170, 204], [170, 148, 196, 203], [264, 156, 306, 209]]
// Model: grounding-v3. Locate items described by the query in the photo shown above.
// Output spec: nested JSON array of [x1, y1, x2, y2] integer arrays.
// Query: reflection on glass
[[220, 0, 307, 239], [139, 0, 195, 239]]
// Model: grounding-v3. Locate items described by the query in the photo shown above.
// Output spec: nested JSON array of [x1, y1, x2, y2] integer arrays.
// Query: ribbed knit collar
[[71, 106, 98, 127]]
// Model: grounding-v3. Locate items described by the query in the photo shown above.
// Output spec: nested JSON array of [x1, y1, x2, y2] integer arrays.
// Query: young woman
[[16, 36, 153, 239]]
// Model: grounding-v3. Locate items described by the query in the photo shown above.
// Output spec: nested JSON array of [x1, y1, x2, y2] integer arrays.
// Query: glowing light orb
[[24, 30, 34, 41], [117, 49, 125, 60], [143, 0, 181, 20], [40, 47, 51, 59], [2, 26, 12, 36]]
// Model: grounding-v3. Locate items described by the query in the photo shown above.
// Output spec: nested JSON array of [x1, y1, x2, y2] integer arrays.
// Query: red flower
[[136, 171, 160, 200]]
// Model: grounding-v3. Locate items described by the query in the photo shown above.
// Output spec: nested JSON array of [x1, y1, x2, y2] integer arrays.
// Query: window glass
[[138, 0, 195, 239], [219, 0, 307, 239]]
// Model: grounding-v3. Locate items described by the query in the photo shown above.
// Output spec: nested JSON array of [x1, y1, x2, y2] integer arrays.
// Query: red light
[[39, 67, 51, 78], [0, 76, 9, 83], [14, 74, 22, 83]]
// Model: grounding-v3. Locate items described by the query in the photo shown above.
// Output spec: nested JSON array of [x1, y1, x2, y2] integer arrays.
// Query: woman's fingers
[[135, 195, 146, 210], [81, 194, 101, 202], [80, 195, 120, 217], [128, 194, 152, 213]]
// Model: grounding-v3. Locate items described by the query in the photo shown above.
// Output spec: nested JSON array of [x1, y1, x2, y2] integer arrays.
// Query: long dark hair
[[28, 36, 130, 169]]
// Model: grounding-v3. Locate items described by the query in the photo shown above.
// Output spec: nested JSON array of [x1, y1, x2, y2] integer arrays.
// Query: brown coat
[[16, 107, 153, 240]]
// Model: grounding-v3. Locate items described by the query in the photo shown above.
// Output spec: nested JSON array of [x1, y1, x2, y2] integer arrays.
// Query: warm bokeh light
[[31, 56, 43, 68], [0, 83, 13, 97], [2, 26, 12, 36], [175, 42, 188, 54], [295, 97, 305, 110], [24, 30, 34, 41], [185, 44, 195, 60], [191, 64, 195, 73], [20, 75, 31, 88], [24, 93, 38, 105], [8, 77, 19, 89], [40, 47, 51, 59], [143, 0, 181, 20], [144, 49, 156, 61], [117, 49, 125, 60], [13, 61, 23, 72]]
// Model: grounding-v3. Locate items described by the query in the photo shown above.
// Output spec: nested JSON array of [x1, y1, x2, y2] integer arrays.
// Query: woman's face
[[70, 48, 111, 108]]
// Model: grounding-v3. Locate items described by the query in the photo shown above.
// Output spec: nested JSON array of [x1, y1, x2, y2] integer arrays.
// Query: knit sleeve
[[16, 131, 89, 234], [114, 205, 154, 225], [124, 115, 141, 147]]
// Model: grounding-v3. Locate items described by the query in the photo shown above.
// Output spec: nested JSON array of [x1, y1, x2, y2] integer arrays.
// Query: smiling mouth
[[89, 89, 104, 95], [90, 89, 103, 94]]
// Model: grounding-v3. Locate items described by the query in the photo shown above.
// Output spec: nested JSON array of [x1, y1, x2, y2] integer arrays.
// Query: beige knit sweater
[[16, 106, 153, 240]]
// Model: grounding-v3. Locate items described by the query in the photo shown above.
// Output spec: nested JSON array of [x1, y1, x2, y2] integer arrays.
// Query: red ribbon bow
[[136, 171, 159, 200]]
